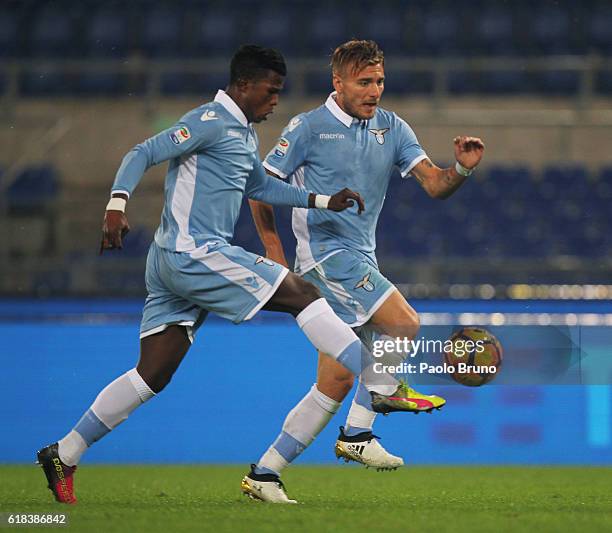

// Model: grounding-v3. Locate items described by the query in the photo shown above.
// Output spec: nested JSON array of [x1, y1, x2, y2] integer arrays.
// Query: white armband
[[106, 197, 127, 212], [455, 162, 473, 177], [314, 194, 331, 209]]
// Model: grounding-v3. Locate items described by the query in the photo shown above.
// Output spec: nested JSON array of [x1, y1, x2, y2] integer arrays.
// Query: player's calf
[[316, 352, 355, 402]]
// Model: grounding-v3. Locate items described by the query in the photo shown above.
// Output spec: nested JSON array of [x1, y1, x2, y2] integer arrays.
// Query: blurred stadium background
[[1, 0, 611, 466]]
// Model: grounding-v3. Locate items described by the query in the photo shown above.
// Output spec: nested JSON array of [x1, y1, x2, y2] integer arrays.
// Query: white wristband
[[106, 197, 127, 212], [314, 194, 331, 209], [455, 161, 473, 177]]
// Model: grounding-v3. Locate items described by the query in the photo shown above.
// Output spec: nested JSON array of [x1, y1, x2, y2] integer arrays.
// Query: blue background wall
[[1, 300, 610, 465]]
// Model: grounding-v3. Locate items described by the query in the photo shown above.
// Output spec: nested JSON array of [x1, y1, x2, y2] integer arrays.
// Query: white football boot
[[334, 426, 404, 471], [241, 465, 298, 504]]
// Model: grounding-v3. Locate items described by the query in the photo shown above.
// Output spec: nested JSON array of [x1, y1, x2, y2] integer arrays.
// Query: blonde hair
[[331, 40, 384, 76]]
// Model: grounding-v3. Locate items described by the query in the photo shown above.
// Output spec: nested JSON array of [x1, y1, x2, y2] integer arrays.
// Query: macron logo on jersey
[[201, 110, 219, 121], [287, 117, 302, 132], [255, 256, 275, 266], [319, 133, 345, 140]]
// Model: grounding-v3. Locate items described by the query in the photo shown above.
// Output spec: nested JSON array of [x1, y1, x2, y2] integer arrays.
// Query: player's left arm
[[101, 115, 222, 252], [411, 136, 485, 199]]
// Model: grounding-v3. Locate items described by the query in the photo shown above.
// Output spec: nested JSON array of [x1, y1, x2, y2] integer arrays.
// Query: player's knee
[[152, 373, 173, 393], [301, 279, 322, 304], [291, 277, 321, 310], [137, 365, 175, 393], [275, 273, 322, 316]]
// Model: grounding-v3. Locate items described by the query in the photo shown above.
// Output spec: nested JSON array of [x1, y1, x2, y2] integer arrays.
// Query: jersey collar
[[214, 90, 249, 127], [325, 92, 358, 128]]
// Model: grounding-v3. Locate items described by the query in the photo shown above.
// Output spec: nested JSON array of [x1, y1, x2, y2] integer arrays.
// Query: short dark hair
[[331, 39, 384, 76], [229, 45, 287, 84]]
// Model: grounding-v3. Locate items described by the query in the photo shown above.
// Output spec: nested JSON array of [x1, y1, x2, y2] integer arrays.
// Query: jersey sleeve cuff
[[400, 154, 429, 178], [262, 161, 288, 179], [110, 189, 131, 198]]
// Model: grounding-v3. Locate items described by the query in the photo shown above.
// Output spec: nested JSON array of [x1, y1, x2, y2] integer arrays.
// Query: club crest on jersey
[[355, 272, 375, 292], [368, 128, 389, 145], [170, 126, 191, 145], [255, 256, 275, 266]]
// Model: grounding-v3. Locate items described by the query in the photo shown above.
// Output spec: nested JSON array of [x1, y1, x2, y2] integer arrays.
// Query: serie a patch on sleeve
[[274, 136, 290, 157], [170, 126, 191, 145]]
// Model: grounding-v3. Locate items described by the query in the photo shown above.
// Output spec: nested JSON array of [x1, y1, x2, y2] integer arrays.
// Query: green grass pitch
[[2, 465, 611, 532]]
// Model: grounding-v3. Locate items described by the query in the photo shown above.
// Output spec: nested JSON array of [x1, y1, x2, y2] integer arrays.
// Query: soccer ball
[[444, 327, 503, 387]]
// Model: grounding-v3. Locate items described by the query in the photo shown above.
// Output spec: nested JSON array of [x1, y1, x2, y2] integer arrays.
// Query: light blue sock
[[256, 384, 341, 475], [73, 408, 110, 445]]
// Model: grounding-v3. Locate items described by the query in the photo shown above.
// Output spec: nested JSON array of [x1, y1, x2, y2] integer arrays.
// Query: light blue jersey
[[264, 92, 427, 274], [112, 90, 310, 252], [110, 90, 315, 336]]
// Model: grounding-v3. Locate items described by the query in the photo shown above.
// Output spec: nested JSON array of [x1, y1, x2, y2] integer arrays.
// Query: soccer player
[[36, 45, 421, 505], [243, 40, 485, 500]]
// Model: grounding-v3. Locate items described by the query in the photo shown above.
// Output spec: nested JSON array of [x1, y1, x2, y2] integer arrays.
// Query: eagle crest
[[368, 128, 389, 145]]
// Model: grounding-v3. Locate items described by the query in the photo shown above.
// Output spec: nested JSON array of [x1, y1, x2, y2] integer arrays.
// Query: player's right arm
[[100, 115, 222, 253]]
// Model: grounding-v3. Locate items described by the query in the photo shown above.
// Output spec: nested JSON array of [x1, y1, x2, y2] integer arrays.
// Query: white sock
[[257, 384, 341, 475], [58, 368, 155, 466], [57, 430, 88, 467], [346, 392, 378, 431], [296, 298, 397, 395]]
